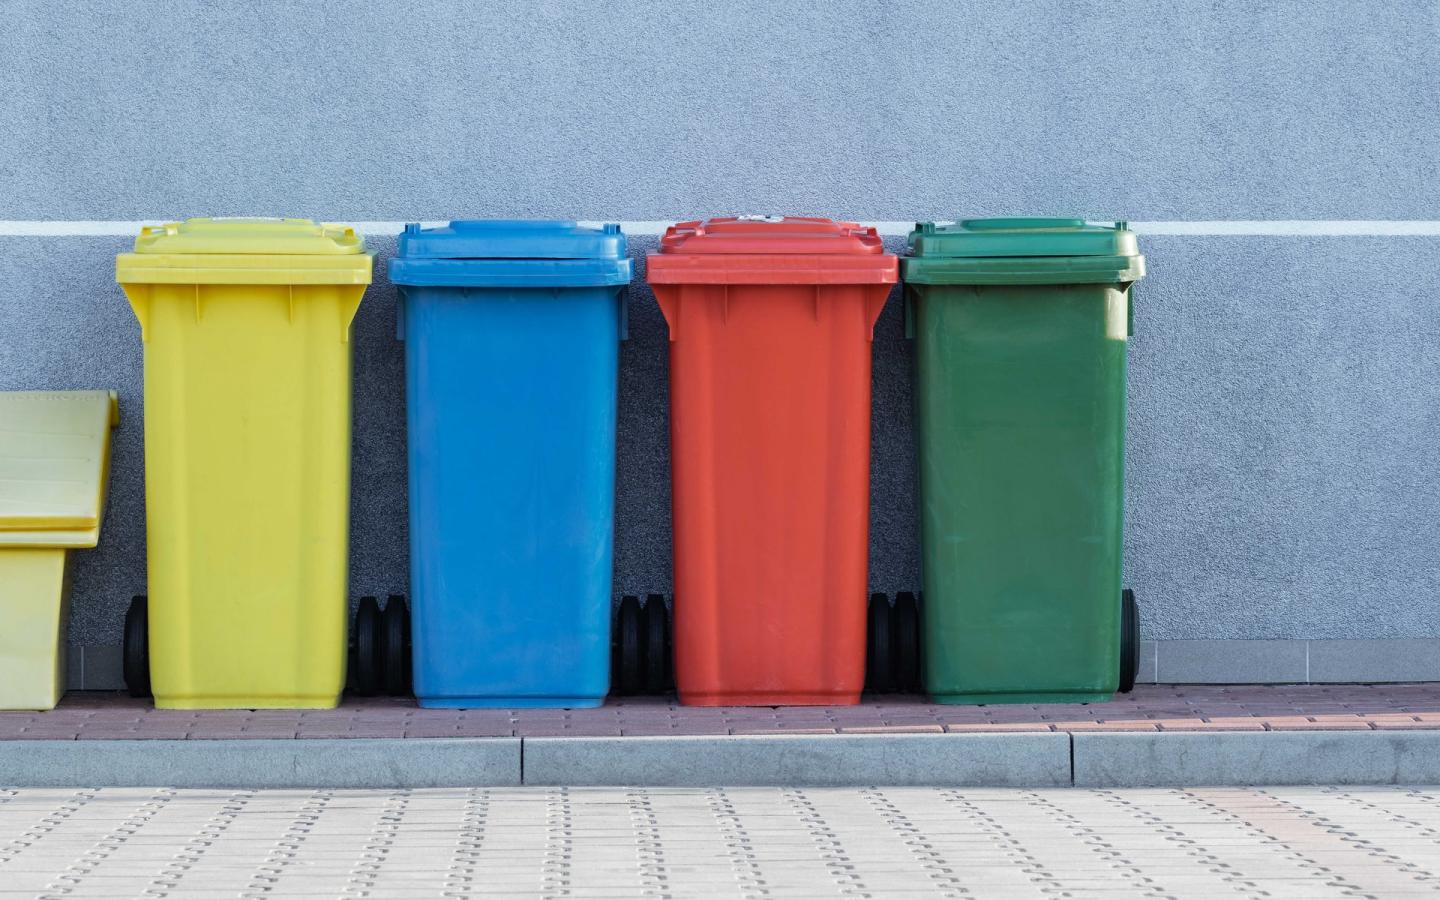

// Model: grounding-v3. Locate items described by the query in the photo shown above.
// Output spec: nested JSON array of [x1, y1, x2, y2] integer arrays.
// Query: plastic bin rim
[[901, 254, 1146, 285], [115, 252, 375, 285], [389, 256, 632, 287], [647, 252, 898, 285]]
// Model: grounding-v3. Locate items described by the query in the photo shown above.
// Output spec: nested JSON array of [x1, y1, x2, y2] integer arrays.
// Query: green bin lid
[[903, 218, 1144, 285]]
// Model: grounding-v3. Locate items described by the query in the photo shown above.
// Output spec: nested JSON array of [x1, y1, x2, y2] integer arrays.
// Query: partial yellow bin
[[117, 218, 372, 709], [0, 390, 119, 710]]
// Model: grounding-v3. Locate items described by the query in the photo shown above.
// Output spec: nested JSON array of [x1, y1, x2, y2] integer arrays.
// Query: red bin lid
[[658, 217, 885, 255], [649, 217, 897, 284]]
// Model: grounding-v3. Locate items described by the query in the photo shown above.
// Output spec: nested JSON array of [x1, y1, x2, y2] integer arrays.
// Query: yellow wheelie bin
[[116, 218, 372, 709], [0, 390, 119, 710]]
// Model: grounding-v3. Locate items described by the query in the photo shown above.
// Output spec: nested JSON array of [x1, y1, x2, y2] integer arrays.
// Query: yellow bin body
[[0, 390, 119, 710], [117, 219, 372, 709]]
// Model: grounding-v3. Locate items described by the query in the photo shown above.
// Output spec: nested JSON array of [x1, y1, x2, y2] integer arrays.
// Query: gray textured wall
[[1, 1, 1438, 650], [4, 0, 1437, 220]]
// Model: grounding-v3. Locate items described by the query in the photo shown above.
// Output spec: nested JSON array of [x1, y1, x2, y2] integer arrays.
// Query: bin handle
[[1117, 221, 1135, 337], [618, 289, 629, 341], [903, 288, 915, 340]]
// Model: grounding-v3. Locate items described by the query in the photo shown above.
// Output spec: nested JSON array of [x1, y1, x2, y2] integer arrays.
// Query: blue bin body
[[389, 221, 632, 708]]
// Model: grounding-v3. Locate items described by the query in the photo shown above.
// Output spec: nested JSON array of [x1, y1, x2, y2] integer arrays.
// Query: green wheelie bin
[[902, 218, 1146, 704]]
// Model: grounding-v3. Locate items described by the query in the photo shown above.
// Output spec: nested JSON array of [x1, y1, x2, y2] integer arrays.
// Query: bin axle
[[865, 592, 924, 695], [612, 594, 673, 696], [348, 594, 412, 698]]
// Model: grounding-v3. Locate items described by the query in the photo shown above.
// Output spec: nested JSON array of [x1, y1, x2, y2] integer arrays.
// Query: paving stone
[[1268, 719, 1376, 731], [945, 723, 1055, 733], [18, 685, 1440, 740], [1155, 719, 1268, 732], [1062, 720, 1161, 732]]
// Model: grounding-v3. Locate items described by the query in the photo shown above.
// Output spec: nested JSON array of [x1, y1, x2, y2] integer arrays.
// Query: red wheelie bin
[[647, 217, 897, 706]]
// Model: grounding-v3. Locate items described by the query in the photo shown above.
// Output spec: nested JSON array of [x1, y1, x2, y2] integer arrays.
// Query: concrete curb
[[1, 732, 1438, 788], [0, 739, 522, 789], [1074, 731, 1440, 787], [522, 733, 1072, 787]]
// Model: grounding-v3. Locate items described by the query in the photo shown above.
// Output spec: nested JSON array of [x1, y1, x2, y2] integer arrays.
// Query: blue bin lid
[[389, 220, 632, 287]]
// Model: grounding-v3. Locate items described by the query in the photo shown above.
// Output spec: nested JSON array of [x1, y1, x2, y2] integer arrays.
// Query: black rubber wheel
[[611, 596, 626, 690], [892, 591, 922, 694], [123, 595, 151, 698], [351, 596, 381, 697], [866, 593, 893, 694], [381, 595, 411, 697], [1119, 588, 1139, 694], [616, 595, 644, 696], [643, 594, 670, 694]]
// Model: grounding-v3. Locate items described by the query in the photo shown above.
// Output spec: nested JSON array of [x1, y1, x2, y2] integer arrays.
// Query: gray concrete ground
[[0, 786, 1436, 898]]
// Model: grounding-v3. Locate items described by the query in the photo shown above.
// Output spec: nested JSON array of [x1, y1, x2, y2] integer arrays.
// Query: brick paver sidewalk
[[0, 786, 1437, 897], [0, 683, 1436, 741]]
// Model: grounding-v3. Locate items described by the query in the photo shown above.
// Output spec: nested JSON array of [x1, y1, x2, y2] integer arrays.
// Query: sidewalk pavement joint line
[[3, 220, 1440, 237]]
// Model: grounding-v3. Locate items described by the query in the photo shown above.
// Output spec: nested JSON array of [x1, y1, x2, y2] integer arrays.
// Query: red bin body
[[647, 218, 898, 706]]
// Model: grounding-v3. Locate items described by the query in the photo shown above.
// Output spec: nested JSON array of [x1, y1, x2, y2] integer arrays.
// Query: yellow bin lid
[[116, 218, 373, 285], [0, 391, 119, 548]]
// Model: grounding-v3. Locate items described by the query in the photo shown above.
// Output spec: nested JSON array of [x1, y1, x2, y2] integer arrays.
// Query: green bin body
[[902, 219, 1145, 704]]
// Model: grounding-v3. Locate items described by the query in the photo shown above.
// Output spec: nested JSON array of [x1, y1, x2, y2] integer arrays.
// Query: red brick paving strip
[[0, 684, 1435, 740]]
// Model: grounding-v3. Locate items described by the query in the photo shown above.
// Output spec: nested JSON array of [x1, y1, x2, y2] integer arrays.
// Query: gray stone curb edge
[[0, 739, 523, 789], [1072, 731, 1440, 787], [523, 734, 1070, 788], [1, 732, 1437, 788]]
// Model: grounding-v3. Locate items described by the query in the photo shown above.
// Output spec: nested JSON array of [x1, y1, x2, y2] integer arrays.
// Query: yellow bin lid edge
[[0, 391, 117, 537]]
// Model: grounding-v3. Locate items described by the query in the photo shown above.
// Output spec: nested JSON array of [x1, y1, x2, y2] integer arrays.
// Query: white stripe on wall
[[2, 220, 1440, 238], [1134, 221, 1440, 236]]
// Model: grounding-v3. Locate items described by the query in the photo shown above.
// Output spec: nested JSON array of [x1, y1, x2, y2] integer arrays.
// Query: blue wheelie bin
[[389, 221, 632, 708]]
